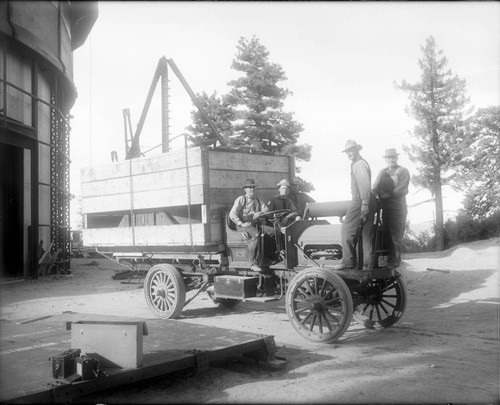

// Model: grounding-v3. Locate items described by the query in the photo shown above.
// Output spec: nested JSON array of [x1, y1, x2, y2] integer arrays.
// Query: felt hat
[[383, 148, 399, 157], [276, 179, 291, 188], [342, 139, 363, 153], [243, 178, 257, 188]]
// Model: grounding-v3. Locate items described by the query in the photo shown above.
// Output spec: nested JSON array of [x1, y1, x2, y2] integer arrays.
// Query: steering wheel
[[258, 209, 290, 220]]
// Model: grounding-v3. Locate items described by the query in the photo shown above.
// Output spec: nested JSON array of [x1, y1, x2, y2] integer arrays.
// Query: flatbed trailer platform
[[0, 314, 279, 403]]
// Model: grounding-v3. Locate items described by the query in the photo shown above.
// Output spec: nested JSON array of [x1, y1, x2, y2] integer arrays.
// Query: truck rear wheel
[[354, 274, 407, 328], [144, 264, 186, 319], [286, 267, 353, 343]]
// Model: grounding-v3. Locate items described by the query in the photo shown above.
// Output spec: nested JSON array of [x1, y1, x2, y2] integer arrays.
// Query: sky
[[69, 1, 500, 231]]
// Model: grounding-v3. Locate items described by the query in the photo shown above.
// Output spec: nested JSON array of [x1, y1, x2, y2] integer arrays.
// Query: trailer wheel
[[354, 274, 407, 328], [144, 264, 186, 319], [286, 267, 353, 343]]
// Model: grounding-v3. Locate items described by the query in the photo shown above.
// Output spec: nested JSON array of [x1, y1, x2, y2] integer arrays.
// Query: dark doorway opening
[[0, 142, 24, 277]]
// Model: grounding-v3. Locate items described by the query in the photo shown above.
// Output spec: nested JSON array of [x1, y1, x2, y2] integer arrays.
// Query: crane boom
[[125, 57, 226, 160]]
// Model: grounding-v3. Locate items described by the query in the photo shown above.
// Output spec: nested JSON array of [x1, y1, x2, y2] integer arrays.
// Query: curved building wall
[[0, 1, 97, 278]]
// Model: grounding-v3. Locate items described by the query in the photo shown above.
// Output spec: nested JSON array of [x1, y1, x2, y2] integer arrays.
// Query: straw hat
[[276, 179, 291, 188], [341, 139, 363, 153], [242, 178, 257, 188], [383, 148, 399, 157]]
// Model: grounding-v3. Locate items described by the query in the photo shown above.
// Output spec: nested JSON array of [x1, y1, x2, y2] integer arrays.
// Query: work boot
[[251, 264, 263, 273]]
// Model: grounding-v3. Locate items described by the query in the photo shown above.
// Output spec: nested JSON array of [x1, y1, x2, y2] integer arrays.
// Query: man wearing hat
[[335, 139, 377, 270], [267, 179, 300, 228], [229, 178, 270, 272], [289, 178, 316, 218], [373, 148, 410, 268]]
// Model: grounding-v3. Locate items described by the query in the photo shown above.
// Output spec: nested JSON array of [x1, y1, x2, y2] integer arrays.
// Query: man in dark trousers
[[373, 148, 410, 268], [229, 179, 269, 272], [335, 140, 377, 270]]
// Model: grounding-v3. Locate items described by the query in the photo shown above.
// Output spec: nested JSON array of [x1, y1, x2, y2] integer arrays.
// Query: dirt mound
[[403, 237, 499, 272]]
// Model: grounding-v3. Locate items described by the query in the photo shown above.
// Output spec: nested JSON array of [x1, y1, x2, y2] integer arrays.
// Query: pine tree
[[457, 106, 500, 220], [396, 36, 472, 251], [224, 36, 311, 163]]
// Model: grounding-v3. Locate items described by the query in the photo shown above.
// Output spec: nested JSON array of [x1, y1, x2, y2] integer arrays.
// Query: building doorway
[[0, 142, 24, 277]]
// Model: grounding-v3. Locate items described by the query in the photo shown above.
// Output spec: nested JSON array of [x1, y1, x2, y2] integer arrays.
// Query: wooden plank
[[81, 166, 204, 198], [208, 170, 288, 189], [82, 224, 217, 247], [80, 148, 203, 183], [208, 150, 290, 172], [38, 248, 61, 276], [82, 185, 205, 213], [209, 187, 279, 206], [209, 220, 223, 243], [201, 148, 212, 243]]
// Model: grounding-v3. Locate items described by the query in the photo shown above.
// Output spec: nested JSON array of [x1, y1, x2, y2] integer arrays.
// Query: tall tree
[[456, 106, 500, 220], [224, 36, 311, 164], [396, 36, 472, 251]]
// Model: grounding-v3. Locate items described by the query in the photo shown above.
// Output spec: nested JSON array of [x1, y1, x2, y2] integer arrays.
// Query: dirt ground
[[1, 238, 499, 404]]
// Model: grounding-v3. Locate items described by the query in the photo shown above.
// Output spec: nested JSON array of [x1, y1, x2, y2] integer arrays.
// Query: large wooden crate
[[81, 147, 295, 248]]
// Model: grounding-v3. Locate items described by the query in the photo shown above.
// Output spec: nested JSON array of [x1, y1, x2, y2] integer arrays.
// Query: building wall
[[0, 1, 97, 278]]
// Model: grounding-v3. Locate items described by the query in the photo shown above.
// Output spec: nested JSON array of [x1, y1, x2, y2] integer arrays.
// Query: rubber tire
[[144, 264, 186, 319], [286, 267, 353, 343]]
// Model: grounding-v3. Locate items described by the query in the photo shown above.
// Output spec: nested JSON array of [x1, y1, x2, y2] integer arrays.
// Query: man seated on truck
[[229, 178, 271, 273], [267, 179, 300, 228]]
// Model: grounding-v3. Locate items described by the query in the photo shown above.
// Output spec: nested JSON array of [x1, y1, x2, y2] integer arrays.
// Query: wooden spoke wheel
[[354, 274, 407, 328], [286, 268, 353, 342], [144, 264, 186, 319]]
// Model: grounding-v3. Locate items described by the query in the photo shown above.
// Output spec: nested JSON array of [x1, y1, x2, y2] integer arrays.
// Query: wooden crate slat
[[208, 150, 289, 172], [82, 185, 205, 213], [82, 224, 209, 247], [208, 170, 289, 189], [81, 148, 203, 183], [81, 166, 203, 197]]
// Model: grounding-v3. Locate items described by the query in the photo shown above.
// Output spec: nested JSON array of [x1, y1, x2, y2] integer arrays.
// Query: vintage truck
[[81, 146, 407, 343]]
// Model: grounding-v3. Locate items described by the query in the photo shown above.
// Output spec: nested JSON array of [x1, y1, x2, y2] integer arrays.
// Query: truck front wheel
[[286, 267, 353, 342]]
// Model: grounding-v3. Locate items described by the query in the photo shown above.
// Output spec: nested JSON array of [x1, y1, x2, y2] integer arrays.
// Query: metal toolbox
[[50, 349, 81, 379], [214, 275, 258, 299], [76, 356, 100, 380]]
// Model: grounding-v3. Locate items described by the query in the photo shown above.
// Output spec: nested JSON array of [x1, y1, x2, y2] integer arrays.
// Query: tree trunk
[[434, 169, 444, 251]]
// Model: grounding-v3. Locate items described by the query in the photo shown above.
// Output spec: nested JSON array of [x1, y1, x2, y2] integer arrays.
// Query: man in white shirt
[[335, 140, 377, 270], [229, 178, 269, 272]]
